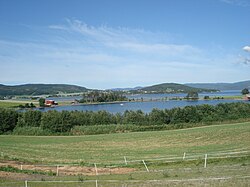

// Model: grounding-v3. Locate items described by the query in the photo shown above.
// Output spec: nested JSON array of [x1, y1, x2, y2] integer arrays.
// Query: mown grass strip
[[0, 165, 56, 176]]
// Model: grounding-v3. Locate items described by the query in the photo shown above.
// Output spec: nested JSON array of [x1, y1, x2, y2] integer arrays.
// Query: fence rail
[[1, 176, 250, 187], [0, 150, 249, 176]]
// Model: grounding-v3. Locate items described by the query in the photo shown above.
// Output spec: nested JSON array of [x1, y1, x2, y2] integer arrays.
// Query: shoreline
[[0, 95, 247, 109], [39, 96, 247, 109]]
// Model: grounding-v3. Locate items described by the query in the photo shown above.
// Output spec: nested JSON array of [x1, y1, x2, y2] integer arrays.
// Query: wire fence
[[1, 176, 250, 187], [0, 149, 249, 177]]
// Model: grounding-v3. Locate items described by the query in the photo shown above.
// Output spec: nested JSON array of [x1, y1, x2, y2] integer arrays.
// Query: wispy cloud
[[239, 46, 250, 65], [50, 19, 181, 51], [49, 19, 203, 60], [220, 0, 250, 7], [0, 19, 249, 88]]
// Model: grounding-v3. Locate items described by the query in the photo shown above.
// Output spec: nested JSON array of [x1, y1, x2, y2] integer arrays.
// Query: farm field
[[0, 100, 38, 108], [0, 122, 249, 186], [0, 122, 249, 164]]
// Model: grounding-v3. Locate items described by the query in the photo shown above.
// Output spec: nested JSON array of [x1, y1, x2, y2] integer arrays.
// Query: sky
[[0, 0, 249, 89]]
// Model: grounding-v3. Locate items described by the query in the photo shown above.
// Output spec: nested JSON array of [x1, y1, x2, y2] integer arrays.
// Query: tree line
[[79, 91, 127, 103], [0, 102, 250, 135]]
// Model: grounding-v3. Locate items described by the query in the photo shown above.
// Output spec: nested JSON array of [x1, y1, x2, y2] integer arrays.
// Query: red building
[[246, 94, 250, 101], [45, 100, 58, 107]]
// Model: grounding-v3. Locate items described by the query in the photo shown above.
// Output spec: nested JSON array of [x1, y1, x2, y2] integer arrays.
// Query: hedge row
[[0, 102, 250, 135]]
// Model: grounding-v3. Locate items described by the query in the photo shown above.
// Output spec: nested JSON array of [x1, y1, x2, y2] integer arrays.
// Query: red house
[[45, 100, 58, 107], [246, 94, 250, 101]]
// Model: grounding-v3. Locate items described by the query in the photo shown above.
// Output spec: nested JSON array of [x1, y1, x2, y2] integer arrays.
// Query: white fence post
[[94, 163, 98, 175], [95, 179, 98, 187], [21, 164, 23, 170], [25, 180, 28, 187], [204, 154, 207, 168], [142, 160, 149, 172], [183, 152, 186, 160], [124, 156, 128, 165], [56, 165, 59, 176]]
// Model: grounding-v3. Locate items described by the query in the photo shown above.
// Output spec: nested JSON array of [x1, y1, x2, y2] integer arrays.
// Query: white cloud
[[243, 58, 250, 64], [242, 57, 250, 65], [238, 46, 250, 65], [237, 54, 250, 65], [243, 46, 250, 52]]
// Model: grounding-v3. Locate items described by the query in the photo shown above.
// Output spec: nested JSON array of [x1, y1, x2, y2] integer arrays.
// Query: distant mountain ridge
[[1, 80, 249, 96], [136, 83, 217, 93], [185, 80, 250, 91], [109, 86, 143, 91], [0, 84, 90, 96]]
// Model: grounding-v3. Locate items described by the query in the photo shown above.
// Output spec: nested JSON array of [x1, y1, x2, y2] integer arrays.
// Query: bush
[[13, 126, 52, 136], [0, 108, 18, 134], [17, 110, 42, 127]]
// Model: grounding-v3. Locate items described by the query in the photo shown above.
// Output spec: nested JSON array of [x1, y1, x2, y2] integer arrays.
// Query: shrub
[[13, 126, 52, 136]]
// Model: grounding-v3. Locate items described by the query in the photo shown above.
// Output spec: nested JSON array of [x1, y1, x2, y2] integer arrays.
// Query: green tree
[[39, 98, 45, 107], [204, 96, 210, 100], [0, 108, 18, 134], [41, 111, 60, 132], [19, 110, 42, 127], [123, 110, 146, 125], [24, 103, 30, 108], [149, 108, 170, 125], [30, 103, 36, 108], [186, 91, 199, 100], [41, 110, 73, 133], [241, 88, 249, 95]]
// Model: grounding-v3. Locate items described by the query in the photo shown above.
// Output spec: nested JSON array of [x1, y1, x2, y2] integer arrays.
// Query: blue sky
[[0, 0, 249, 89]]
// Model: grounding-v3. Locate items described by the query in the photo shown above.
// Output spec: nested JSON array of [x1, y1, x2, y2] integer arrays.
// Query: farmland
[[0, 122, 249, 186], [0, 122, 250, 164]]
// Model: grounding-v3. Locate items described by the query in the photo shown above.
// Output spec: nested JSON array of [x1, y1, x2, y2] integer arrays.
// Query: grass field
[[0, 101, 21, 108], [0, 122, 249, 164], [0, 122, 249, 186], [0, 100, 39, 108]]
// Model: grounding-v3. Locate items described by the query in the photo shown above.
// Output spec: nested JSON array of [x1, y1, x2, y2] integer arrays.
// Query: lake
[[46, 90, 242, 102], [38, 99, 248, 113], [126, 90, 242, 100], [36, 90, 248, 113]]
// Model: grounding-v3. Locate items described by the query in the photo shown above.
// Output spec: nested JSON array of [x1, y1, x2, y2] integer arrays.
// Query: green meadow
[[0, 122, 249, 164], [0, 122, 249, 186]]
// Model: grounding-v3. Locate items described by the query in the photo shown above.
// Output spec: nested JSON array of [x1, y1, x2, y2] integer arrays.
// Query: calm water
[[126, 90, 242, 100], [34, 90, 247, 113], [46, 90, 242, 102], [38, 99, 248, 113]]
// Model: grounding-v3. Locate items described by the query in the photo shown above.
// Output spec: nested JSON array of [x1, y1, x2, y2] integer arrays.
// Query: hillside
[[0, 84, 90, 96], [136, 83, 217, 93], [185, 80, 250, 91], [109, 86, 143, 91]]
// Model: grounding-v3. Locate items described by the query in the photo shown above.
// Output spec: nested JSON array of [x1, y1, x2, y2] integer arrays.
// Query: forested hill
[[137, 83, 217, 93], [0, 84, 90, 96], [185, 80, 250, 91]]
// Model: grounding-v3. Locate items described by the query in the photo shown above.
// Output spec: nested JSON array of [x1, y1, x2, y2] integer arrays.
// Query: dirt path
[[0, 160, 135, 178]]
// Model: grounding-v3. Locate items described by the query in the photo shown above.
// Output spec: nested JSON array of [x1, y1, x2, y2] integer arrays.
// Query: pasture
[[0, 100, 38, 108], [0, 122, 249, 186]]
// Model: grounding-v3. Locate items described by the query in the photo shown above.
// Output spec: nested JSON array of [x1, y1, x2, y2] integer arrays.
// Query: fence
[[0, 149, 249, 176], [1, 176, 250, 187]]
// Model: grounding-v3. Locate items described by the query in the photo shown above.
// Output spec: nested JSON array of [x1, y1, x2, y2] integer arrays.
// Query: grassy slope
[[0, 122, 249, 164], [0, 101, 21, 108], [185, 80, 250, 90], [140, 83, 216, 93], [0, 84, 89, 96], [0, 100, 39, 108]]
